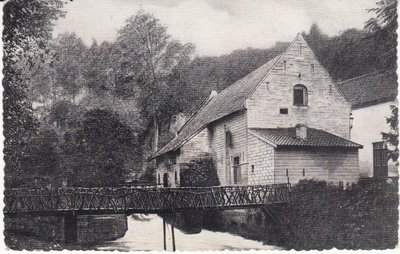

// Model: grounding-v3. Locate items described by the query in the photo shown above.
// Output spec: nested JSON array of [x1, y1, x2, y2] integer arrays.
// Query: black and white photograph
[[1, 0, 399, 251]]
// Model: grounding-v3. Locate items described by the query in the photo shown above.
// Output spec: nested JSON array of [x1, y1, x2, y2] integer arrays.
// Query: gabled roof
[[338, 70, 398, 109], [249, 128, 362, 148], [150, 54, 282, 159]]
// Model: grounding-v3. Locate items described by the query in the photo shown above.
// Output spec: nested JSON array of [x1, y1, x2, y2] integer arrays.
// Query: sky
[[53, 0, 378, 56]]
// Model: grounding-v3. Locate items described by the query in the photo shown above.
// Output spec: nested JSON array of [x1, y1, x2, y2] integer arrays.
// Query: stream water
[[96, 214, 281, 251]]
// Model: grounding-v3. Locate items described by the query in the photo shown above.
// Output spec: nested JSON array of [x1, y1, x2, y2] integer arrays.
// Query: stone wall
[[4, 214, 127, 249], [180, 128, 211, 163], [77, 214, 127, 244], [209, 111, 248, 185], [4, 215, 66, 247], [247, 132, 275, 184], [274, 148, 360, 184]]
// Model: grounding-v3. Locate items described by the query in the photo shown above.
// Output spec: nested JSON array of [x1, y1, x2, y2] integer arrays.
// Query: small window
[[225, 130, 233, 148], [280, 108, 288, 114], [293, 85, 308, 106], [299, 45, 302, 55], [174, 171, 178, 182], [251, 165, 255, 173], [157, 173, 161, 185], [310, 64, 314, 74], [283, 60, 287, 71]]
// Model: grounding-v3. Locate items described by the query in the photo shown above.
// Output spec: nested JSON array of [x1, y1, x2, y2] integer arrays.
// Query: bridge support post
[[171, 222, 176, 252], [163, 216, 167, 251], [64, 212, 78, 244]]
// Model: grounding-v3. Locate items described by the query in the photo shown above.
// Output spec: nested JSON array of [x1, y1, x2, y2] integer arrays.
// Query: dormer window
[[293, 85, 308, 106]]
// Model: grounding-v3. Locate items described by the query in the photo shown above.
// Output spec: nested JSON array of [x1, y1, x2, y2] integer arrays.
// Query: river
[[96, 214, 281, 251]]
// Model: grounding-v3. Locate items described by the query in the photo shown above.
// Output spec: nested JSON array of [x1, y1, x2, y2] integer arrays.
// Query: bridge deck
[[4, 184, 290, 215]]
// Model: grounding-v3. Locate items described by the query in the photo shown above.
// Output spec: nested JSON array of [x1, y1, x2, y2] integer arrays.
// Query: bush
[[179, 157, 220, 187], [267, 179, 399, 250]]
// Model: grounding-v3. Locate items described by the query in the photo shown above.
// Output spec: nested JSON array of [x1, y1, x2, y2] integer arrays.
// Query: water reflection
[[97, 214, 281, 251]]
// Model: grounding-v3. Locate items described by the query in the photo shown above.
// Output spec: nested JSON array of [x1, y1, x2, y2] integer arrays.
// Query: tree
[[52, 32, 88, 102], [3, 0, 65, 186], [115, 10, 194, 151], [25, 128, 60, 176], [83, 41, 119, 96], [382, 105, 399, 164], [61, 109, 138, 186], [48, 100, 84, 129], [365, 0, 397, 69], [302, 23, 328, 53]]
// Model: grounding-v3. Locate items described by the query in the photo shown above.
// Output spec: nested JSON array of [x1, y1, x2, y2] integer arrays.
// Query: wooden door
[[373, 142, 388, 178]]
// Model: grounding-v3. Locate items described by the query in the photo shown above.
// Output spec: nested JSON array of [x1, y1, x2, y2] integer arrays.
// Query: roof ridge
[[338, 70, 385, 85]]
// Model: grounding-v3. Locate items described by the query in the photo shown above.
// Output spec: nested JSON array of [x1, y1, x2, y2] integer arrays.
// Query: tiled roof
[[150, 54, 282, 159], [249, 128, 362, 148], [338, 70, 398, 109]]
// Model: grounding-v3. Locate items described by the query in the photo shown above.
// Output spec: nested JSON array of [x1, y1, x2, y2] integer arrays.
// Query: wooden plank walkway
[[4, 184, 290, 215]]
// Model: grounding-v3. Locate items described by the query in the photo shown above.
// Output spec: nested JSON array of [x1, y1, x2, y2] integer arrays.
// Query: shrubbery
[[215, 179, 398, 250], [179, 157, 220, 187]]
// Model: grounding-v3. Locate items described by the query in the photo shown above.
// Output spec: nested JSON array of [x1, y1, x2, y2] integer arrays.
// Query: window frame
[[293, 84, 308, 106]]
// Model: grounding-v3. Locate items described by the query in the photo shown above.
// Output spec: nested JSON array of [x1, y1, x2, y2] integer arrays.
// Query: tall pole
[[163, 216, 167, 251]]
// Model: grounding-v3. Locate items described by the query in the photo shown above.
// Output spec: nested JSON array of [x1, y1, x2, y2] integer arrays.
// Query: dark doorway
[[163, 173, 169, 187], [373, 142, 389, 178], [233, 156, 241, 184]]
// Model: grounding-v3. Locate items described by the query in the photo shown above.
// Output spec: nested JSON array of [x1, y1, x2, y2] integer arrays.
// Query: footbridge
[[4, 184, 290, 215], [4, 183, 290, 250]]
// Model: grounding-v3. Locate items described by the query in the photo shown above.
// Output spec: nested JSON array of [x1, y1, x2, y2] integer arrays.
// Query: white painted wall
[[351, 101, 398, 177]]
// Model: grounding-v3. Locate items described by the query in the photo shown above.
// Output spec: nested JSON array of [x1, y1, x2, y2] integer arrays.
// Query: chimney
[[209, 90, 218, 99], [295, 124, 307, 140]]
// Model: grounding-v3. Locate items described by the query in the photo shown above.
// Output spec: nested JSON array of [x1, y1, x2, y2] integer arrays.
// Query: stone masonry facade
[[247, 35, 352, 139], [247, 133, 275, 185]]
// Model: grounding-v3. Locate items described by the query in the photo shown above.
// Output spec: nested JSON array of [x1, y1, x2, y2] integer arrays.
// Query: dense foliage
[[3, 0, 65, 187], [180, 158, 220, 187], [207, 179, 398, 250], [382, 105, 399, 163], [272, 179, 398, 249]]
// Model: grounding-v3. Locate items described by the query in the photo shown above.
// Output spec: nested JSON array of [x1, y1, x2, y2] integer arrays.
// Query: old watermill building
[[151, 34, 363, 187]]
